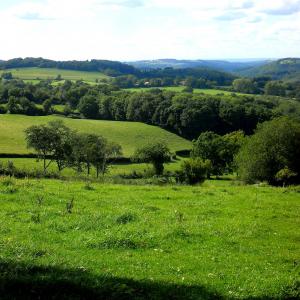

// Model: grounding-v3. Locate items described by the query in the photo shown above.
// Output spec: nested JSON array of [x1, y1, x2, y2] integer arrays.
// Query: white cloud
[[0, 0, 299, 60]]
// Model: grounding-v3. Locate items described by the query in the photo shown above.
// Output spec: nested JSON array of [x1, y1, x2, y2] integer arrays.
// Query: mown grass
[[1, 67, 109, 83], [0, 114, 191, 156], [0, 177, 299, 299], [125, 86, 248, 96]]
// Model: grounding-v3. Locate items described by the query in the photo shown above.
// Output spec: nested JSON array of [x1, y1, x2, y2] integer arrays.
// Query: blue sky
[[0, 0, 299, 61]]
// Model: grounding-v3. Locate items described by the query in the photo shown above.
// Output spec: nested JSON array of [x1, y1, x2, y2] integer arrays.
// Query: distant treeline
[[1, 79, 299, 139], [0, 57, 235, 87], [0, 57, 137, 76]]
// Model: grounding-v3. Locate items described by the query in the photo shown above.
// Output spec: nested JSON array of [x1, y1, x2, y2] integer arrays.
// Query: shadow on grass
[[0, 260, 221, 300], [0, 260, 292, 300]]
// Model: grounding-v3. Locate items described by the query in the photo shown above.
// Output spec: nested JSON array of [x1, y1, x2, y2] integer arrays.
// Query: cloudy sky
[[0, 0, 299, 61]]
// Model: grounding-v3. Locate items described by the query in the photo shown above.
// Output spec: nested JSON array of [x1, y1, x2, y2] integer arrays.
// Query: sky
[[0, 0, 300, 61]]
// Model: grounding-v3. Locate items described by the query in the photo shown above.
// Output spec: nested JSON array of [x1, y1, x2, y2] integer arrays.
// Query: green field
[[0, 115, 191, 156], [0, 157, 184, 180], [0, 177, 299, 299], [1, 67, 109, 83], [125, 86, 246, 96]]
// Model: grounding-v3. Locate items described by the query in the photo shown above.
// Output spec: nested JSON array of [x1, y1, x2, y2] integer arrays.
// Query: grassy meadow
[[0, 157, 184, 179], [0, 115, 191, 156], [125, 86, 247, 96], [0, 177, 299, 299], [1, 67, 109, 83]]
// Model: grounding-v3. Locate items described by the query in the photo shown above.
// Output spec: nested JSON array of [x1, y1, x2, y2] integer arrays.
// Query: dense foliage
[[0, 57, 137, 76], [175, 158, 211, 184], [236, 117, 300, 185], [192, 131, 244, 176], [1, 79, 300, 140], [25, 121, 122, 176]]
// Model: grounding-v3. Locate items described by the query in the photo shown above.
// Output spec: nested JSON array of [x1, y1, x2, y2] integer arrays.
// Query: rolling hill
[[0, 67, 109, 83], [0, 115, 191, 157], [237, 58, 300, 81], [127, 59, 268, 72]]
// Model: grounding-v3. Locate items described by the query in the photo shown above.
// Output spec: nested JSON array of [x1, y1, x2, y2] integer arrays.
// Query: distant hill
[[0, 57, 138, 77], [127, 59, 268, 72], [0, 57, 237, 86], [237, 58, 300, 81]]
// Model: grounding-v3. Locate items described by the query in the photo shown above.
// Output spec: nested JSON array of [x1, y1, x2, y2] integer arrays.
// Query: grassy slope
[[1, 67, 109, 83], [126, 86, 247, 96], [0, 178, 299, 299], [0, 115, 191, 156]]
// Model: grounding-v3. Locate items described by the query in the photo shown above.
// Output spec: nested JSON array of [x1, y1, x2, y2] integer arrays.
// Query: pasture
[[125, 86, 246, 96], [1, 67, 109, 83], [0, 177, 299, 299], [0, 115, 191, 156]]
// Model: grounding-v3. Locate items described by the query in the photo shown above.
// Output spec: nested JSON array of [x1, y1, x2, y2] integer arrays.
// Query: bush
[[0, 105, 7, 114], [132, 142, 171, 175], [236, 117, 300, 185], [275, 167, 297, 187], [176, 158, 211, 185]]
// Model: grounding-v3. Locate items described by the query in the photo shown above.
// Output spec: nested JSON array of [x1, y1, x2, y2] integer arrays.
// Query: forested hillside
[[237, 58, 300, 81], [128, 59, 268, 72]]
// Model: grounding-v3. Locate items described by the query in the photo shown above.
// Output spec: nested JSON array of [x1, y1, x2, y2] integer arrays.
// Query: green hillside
[[1, 67, 109, 83], [0, 178, 299, 299], [238, 58, 300, 81], [0, 115, 191, 156]]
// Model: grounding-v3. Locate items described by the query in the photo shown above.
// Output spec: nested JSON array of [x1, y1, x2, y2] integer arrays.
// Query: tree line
[[25, 120, 122, 177], [23, 116, 300, 186], [232, 77, 300, 98], [1, 80, 299, 139]]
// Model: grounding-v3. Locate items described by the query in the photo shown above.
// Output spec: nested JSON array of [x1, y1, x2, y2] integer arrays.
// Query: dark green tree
[[192, 131, 244, 176], [1, 72, 13, 80], [78, 95, 99, 119], [25, 121, 74, 173], [43, 99, 52, 114], [132, 142, 171, 175], [236, 117, 300, 185], [264, 81, 286, 96], [232, 78, 258, 94]]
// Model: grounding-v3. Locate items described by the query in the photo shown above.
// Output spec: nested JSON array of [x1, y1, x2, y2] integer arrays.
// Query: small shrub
[[176, 158, 211, 185], [0, 105, 7, 114], [7, 161, 16, 176], [275, 167, 297, 187]]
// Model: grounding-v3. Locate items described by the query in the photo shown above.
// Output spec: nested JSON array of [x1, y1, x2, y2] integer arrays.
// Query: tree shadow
[[0, 260, 220, 300], [0, 260, 289, 300]]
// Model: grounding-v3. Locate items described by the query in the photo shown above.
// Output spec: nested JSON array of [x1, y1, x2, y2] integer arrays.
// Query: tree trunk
[[87, 162, 90, 176], [43, 155, 46, 174]]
